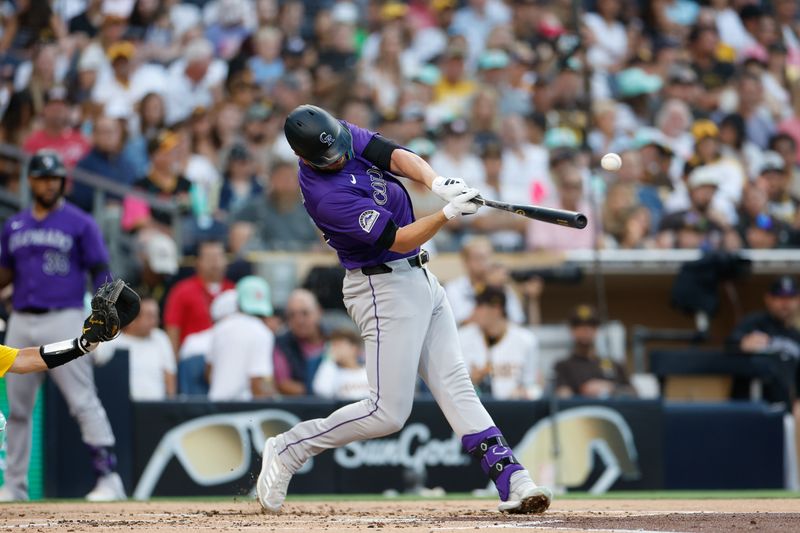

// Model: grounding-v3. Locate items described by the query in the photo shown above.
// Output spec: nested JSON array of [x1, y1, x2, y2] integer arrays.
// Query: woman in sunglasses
[[256, 105, 551, 515]]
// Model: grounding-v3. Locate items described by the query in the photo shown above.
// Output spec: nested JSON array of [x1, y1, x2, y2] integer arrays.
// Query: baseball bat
[[473, 197, 588, 229]]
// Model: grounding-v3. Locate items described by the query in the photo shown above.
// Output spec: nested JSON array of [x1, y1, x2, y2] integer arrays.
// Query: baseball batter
[[0, 151, 123, 502], [257, 105, 551, 514]]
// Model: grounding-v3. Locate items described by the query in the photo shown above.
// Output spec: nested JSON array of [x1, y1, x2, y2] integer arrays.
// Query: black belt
[[361, 250, 429, 276], [17, 307, 56, 315]]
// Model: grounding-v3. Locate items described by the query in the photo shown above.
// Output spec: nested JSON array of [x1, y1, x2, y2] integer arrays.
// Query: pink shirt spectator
[[526, 199, 596, 251]]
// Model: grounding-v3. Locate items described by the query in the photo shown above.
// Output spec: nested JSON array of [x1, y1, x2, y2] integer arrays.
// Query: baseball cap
[[107, 41, 136, 61], [687, 165, 719, 189], [615, 68, 663, 98], [330, 2, 358, 25], [442, 117, 469, 136], [228, 143, 252, 162], [236, 275, 273, 317], [769, 276, 799, 297], [407, 137, 436, 158], [691, 119, 719, 141], [569, 304, 600, 326], [760, 151, 785, 174], [478, 49, 510, 71], [44, 86, 68, 104], [211, 290, 239, 321], [147, 129, 180, 155], [145, 232, 179, 275], [475, 286, 507, 309]]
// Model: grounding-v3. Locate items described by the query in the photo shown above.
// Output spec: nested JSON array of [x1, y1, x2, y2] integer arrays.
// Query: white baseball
[[601, 153, 622, 172]]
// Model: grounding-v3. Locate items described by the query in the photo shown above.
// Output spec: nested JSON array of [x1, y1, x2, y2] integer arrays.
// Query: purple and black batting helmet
[[283, 104, 353, 169]]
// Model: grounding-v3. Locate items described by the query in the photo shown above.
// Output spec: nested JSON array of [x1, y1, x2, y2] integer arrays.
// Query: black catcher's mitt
[[82, 279, 141, 345]]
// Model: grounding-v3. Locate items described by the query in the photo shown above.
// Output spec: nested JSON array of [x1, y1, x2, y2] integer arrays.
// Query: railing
[[0, 142, 184, 274]]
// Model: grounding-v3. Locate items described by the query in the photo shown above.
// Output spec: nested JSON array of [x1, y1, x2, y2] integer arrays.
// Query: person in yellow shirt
[[0, 343, 61, 377], [0, 280, 140, 466]]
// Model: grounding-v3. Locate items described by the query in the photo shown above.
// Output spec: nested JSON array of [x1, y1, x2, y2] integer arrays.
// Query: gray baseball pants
[[3, 309, 115, 497], [276, 259, 494, 472]]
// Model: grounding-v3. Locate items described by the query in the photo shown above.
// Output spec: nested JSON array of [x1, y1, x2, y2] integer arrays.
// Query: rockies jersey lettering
[[297, 121, 417, 270], [0, 202, 110, 310]]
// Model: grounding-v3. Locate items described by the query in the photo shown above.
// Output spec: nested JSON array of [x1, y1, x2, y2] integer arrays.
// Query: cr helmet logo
[[359, 210, 380, 233], [319, 132, 335, 146]]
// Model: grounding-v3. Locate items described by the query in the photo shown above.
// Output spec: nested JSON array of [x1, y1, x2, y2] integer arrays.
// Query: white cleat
[[0, 485, 28, 502], [256, 437, 293, 513], [497, 470, 552, 514], [86, 472, 126, 502]]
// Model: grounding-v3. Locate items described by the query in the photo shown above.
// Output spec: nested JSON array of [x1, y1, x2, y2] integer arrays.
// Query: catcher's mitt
[[82, 279, 141, 344]]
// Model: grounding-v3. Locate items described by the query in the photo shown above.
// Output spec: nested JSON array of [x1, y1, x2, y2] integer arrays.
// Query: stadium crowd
[[0, 0, 799, 401]]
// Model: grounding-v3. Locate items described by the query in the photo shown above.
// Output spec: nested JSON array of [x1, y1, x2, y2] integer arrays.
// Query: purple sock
[[462, 427, 524, 501], [88, 445, 117, 478]]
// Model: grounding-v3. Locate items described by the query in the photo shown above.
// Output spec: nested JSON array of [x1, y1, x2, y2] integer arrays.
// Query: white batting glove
[[432, 176, 469, 202], [443, 188, 481, 219]]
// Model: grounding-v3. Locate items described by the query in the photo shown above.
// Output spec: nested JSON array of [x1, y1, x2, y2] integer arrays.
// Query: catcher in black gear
[[37, 279, 141, 369]]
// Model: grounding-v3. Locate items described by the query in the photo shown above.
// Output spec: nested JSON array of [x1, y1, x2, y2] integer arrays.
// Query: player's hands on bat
[[443, 188, 481, 219], [431, 176, 469, 202], [80, 279, 142, 351]]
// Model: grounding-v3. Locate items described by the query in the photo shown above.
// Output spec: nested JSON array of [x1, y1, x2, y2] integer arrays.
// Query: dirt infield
[[1, 498, 799, 533]]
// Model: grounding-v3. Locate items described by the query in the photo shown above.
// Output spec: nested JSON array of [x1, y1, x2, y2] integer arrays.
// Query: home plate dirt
[[1, 499, 799, 533]]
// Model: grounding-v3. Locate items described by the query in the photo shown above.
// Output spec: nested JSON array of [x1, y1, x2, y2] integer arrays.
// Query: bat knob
[[574, 213, 588, 229]]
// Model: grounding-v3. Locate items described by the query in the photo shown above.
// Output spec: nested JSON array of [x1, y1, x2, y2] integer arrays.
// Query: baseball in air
[[601, 153, 622, 171]]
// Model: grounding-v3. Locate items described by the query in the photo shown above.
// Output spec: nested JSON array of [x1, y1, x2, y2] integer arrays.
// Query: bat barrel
[[524, 205, 588, 229]]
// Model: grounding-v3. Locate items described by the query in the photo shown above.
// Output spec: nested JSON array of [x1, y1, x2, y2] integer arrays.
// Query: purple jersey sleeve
[[78, 217, 111, 289], [316, 189, 393, 246], [345, 121, 380, 157], [0, 221, 11, 270]]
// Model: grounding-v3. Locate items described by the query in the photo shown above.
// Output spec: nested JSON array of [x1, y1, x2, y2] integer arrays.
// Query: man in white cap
[[205, 276, 275, 400], [132, 231, 179, 311]]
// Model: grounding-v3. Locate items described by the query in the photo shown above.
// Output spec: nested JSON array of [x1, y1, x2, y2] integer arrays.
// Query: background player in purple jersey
[[0, 150, 125, 502], [257, 105, 551, 514]]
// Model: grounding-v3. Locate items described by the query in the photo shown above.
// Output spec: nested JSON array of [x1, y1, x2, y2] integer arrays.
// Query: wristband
[[40, 336, 97, 369], [443, 203, 459, 220]]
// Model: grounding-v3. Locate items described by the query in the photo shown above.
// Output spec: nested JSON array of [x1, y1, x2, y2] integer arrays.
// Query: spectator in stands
[[93, 297, 176, 401], [719, 113, 764, 180], [218, 143, 263, 217], [500, 114, 551, 205], [458, 286, 540, 400], [248, 26, 284, 91], [164, 38, 227, 125], [126, 129, 192, 231], [273, 289, 326, 396], [688, 25, 735, 113], [657, 166, 740, 250], [769, 133, 800, 200], [433, 42, 477, 117], [445, 236, 525, 325], [230, 159, 319, 251], [554, 305, 635, 399], [526, 162, 595, 251], [91, 40, 138, 116], [736, 184, 796, 249], [0, 0, 65, 59], [428, 117, 485, 190], [728, 276, 800, 406], [71, 114, 137, 212], [124, 91, 165, 178], [759, 151, 799, 226], [206, 277, 275, 400], [312, 329, 370, 401], [130, 230, 179, 310], [467, 138, 526, 251], [163, 239, 235, 357], [735, 73, 775, 150], [22, 86, 89, 168]]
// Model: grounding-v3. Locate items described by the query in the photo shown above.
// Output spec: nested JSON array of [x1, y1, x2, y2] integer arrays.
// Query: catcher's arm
[[39, 279, 141, 369]]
